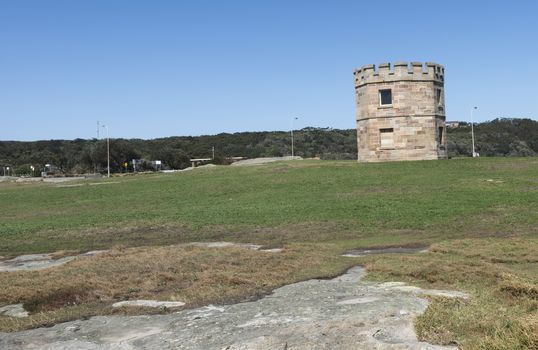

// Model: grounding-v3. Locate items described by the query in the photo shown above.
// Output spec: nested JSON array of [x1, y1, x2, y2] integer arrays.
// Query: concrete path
[[0, 266, 465, 349]]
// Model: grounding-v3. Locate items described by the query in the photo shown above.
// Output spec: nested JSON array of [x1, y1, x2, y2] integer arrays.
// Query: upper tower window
[[379, 89, 392, 106], [436, 88, 444, 112]]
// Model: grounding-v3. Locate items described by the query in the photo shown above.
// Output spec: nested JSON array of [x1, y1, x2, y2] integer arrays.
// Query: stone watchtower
[[353, 62, 447, 162]]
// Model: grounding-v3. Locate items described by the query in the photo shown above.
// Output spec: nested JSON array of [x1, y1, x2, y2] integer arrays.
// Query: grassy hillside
[[0, 158, 537, 349], [1, 158, 536, 254]]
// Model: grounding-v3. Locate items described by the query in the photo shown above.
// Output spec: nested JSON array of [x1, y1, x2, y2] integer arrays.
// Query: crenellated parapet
[[353, 62, 444, 87]]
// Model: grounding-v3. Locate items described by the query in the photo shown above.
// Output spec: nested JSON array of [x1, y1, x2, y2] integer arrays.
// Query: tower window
[[438, 127, 444, 144], [379, 128, 394, 148], [379, 89, 392, 106]]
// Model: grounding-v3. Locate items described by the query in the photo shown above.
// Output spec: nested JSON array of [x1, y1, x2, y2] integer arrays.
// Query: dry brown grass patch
[[364, 237, 538, 349], [499, 273, 538, 300], [0, 242, 354, 332]]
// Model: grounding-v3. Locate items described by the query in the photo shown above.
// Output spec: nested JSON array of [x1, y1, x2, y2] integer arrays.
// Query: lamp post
[[470, 107, 478, 157], [291, 117, 298, 158], [102, 124, 110, 177]]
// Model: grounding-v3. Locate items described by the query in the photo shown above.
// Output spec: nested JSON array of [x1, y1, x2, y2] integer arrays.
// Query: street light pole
[[470, 107, 478, 157], [291, 117, 298, 158], [102, 124, 110, 177]]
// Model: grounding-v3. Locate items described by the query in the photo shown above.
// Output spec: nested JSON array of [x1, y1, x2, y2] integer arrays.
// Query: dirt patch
[[270, 167, 290, 174], [23, 286, 93, 313]]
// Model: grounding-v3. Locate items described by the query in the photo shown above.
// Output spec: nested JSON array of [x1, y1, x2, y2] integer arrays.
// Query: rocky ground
[[0, 266, 467, 350]]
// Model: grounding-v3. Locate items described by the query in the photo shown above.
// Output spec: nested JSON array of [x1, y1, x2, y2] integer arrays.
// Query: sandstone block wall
[[353, 62, 447, 162]]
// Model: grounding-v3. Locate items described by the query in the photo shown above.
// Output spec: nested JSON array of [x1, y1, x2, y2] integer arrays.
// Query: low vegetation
[[0, 118, 536, 175], [0, 157, 537, 349], [363, 237, 538, 349]]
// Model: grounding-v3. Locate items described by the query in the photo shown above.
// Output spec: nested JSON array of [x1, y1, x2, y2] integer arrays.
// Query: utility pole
[[471, 107, 478, 157], [102, 124, 110, 177], [291, 117, 298, 157], [94, 121, 101, 174]]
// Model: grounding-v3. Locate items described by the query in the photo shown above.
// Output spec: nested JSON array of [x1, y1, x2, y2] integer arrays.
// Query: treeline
[[447, 118, 537, 157], [0, 118, 536, 176], [0, 128, 356, 176]]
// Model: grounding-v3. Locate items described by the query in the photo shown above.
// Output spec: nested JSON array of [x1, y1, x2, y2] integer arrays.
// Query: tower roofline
[[353, 62, 444, 87]]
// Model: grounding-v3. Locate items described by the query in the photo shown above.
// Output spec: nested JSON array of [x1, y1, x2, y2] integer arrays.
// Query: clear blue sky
[[1, 0, 537, 141]]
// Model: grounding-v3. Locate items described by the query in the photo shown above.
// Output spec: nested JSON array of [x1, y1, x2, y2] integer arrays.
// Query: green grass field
[[1, 158, 537, 349]]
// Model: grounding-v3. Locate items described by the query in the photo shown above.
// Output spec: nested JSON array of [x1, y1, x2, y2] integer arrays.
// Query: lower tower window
[[380, 128, 394, 148]]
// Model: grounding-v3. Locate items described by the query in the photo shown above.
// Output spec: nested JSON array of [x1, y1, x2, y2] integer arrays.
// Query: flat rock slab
[[0, 304, 28, 318], [190, 242, 262, 250], [231, 156, 302, 166], [0, 251, 109, 272], [189, 242, 283, 253], [80, 250, 109, 257], [343, 246, 429, 257], [112, 300, 186, 308], [42, 177, 86, 183], [0, 255, 76, 272], [0, 266, 464, 349]]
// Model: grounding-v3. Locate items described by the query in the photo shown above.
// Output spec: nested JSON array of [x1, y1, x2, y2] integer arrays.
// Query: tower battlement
[[353, 62, 444, 87]]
